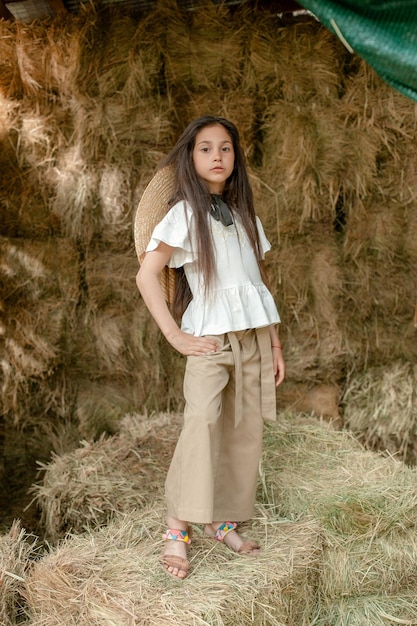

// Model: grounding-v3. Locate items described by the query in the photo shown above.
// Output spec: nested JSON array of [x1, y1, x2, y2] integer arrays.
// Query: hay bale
[[14, 21, 50, 97], [1, 237, 78, 423], [82, 312, 130, 375], [340, 57, 417, 198], [160, 3, 191, 87], [0, 175, 61, 240], [261, 100, 345, 231], [342, 194, 408, 261], [260, 227, 344, 384], [73, 377, 155, 438], [67, 92, 175, 166], [243, 11, 285, 98], [50, 146, 99, 242], [276, 19, 346, 104], [1, 236, 78, 524], [339, 173, 416, 368], [342, 56, 417, 139], [69, 312, 186, 438], [0, 21, 22, 98], [67, 246, 186, 423], [16, 100, 73, 181], [342, 361, 417, 463], [339, 252, 416, 368], [84, 247, 139, 311], [261, 416, 417, 607], [338, 127, 382, 198], [23, 504, 321, 625], [95, 14, 138, 100], [0, 235, 76, 323], [22, 411, 417, 623], [0, 92, 19, 137], [312, 593, 417, 626], [65, 247, 185, 421], [343, 195, 408, 261], [261, 417, 417, 539], [0, 98, 61, 238], [164, 3, 245, 92], [0, 98, 63, 239], [1, 370, 82, 539], [42, 15, 84, 97], [31, 413, 181, 542], [188, 4, 245, 90], [245, 16, 346, 103], [100, 93, 174, 161], [124, 9, 166, 97], [97, 166, 133, 251], [71, 291, 187, 412], [72, 6, 108, 97], [319, 527, 417, 599], [0, 520, 39, 626]]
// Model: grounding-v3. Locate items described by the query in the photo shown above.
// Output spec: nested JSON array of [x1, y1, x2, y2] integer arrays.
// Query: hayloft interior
[[1, 1, 417, 623]]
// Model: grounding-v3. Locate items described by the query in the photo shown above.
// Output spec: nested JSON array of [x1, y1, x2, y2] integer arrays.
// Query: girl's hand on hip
[[168, 330, 219, 357]]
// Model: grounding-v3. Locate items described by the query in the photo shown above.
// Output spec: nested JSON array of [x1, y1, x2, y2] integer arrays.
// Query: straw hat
[[134, 165, 176, 303]]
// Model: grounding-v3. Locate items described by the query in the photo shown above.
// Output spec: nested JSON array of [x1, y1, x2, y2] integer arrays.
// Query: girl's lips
[[211, 167, 224, 172]]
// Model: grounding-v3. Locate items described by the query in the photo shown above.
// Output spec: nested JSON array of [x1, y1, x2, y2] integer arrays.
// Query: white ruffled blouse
[[146, 200, 280, 336]]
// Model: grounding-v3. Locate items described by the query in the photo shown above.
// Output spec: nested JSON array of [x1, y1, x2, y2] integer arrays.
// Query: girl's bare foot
[[205, 522, 260, 555], [161, 516, 190, 579]]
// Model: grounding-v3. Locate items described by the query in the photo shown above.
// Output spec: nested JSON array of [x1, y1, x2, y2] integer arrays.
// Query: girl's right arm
[[136, 242, 218, 356]]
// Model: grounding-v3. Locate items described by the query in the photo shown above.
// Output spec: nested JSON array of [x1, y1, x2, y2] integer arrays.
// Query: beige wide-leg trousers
[[165, 326, 276, 524]]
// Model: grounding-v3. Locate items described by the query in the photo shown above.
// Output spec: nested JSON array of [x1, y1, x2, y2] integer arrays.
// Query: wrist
[[271, 345, 282, 349], [164, 325, 183, 344]]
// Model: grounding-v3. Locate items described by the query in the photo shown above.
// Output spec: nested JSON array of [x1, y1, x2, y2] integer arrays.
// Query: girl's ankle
[[167, 516, 188, 532]]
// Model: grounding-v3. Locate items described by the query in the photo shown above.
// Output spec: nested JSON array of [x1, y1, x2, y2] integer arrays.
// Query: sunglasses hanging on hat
[[210, 194, 233, 227]]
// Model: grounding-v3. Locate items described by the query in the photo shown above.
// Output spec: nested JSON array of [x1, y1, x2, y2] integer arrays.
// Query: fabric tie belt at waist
[[227, 327, 277, 428]]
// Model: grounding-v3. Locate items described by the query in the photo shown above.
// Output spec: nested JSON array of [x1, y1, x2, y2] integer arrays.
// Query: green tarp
[[298, 0, 417, 102]]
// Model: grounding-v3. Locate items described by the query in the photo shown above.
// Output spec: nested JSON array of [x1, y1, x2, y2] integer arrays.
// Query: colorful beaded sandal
[[161, 528, 191, 579], [205, 522, 260, 555]]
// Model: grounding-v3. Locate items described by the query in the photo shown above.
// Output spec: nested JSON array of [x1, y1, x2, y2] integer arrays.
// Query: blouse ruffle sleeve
[[145, 200, 196, 268], [256, 216, 272, 259]]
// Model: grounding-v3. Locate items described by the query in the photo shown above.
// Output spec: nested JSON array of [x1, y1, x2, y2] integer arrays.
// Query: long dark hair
[[160, 115, 266, 318]]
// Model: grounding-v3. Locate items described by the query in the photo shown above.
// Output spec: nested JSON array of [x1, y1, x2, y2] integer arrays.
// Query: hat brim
[[134, 165, 177, 304]]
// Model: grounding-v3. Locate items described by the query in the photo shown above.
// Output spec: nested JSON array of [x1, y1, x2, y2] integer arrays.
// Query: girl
[[136, 115, 285, 580]]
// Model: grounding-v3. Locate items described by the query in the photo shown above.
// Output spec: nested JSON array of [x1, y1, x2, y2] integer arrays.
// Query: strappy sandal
[[205, 522, 260, 555], [161, 528, 191, 579]]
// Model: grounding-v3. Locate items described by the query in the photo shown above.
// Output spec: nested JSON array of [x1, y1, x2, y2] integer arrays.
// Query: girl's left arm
[[269, 325, 285, 387]]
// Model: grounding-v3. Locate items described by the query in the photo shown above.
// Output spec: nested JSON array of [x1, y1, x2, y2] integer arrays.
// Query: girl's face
[[192, 123, 235, 194]]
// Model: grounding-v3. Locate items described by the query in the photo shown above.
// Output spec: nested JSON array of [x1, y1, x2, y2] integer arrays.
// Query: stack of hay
[[335, 64, 417, 462], [0, 236, 79, 512], [337, 60, 417, 372], [0, 5, 185, 496], [3, 412, 417, 624], [261, 415, 417, 624], [256, 19, 348, 407], [1, 0, 417, 526], [14, 412, 323, 625], [21, 506, 321, 626], [30, 412, 182, 541], [0, 521, 39, 626], [342, 360, 417, 465]]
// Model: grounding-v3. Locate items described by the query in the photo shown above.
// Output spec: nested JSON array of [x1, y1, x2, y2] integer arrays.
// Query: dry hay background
[[2, 412, 417, 624], [1, 1, 417, 620]]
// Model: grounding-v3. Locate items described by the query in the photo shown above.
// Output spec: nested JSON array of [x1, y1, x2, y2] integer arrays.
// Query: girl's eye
[[201, 147, 210, 152], [222, 146, 230, 152]]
